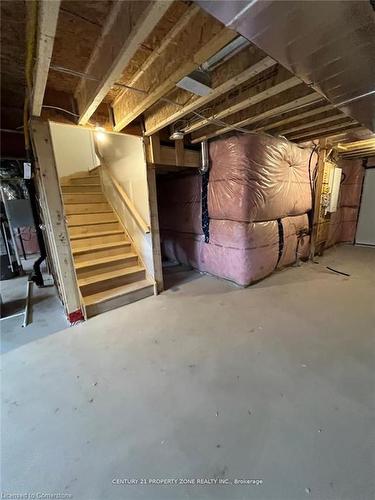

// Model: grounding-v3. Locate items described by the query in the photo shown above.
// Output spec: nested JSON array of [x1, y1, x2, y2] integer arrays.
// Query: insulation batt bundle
[[158, 134, 316, 286], [326, 158, 364, 248]]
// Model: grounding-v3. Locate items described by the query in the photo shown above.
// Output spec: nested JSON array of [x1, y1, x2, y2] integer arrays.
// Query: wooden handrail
[[102, 164, 150, 234]]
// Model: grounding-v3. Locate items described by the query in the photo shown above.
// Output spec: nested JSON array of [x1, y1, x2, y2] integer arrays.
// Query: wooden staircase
[[61, 170, 154, 318]]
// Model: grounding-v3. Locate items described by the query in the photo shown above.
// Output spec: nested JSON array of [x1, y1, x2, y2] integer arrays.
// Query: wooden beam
[[287, 120, 357, 141], [149, 134, 161, 164], [183, 66, 300, 134], [112, 7, 236, 131], [277, 113, 346, 136], [32, 1, 60, 116], [146, 166, 164, 293], [31, 120, 82, 315], [295, 125, 363, 144], [191, 88, 321, 143], [258, 104, 335, 132], [75, 0, 172, 125], [143, 47, 277, 136], [341, 148, 375, 158], [337, 139, 375, 151], [310, 139, 327, 258], [324, 127, 365, 142], [175, 139, 185, 166], [113, 3, 206, 115], [148, 145, 200, 168]]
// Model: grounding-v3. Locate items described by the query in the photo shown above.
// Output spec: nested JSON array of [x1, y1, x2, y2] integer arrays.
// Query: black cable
[[326, 266, 350, 277]]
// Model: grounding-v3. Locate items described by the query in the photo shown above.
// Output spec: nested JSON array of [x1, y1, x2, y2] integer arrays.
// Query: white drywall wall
[[356, 168, 375, 246], [49, 122, 99, 179], [96, 132, 155, 279]]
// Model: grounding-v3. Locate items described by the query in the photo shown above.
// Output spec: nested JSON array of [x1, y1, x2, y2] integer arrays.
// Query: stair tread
[[67, 209, 113, 214], [69, 175, 100, 180], [67, 217, 118, 226], [62, 183, 101, 187], [64, 201, 108, 204], [75, 252, 137, 269], [63, 199, 105, 204], [83, 279, 153, 307], [70, 229, 124, 240], [62, 188, 102, 192], [72, 240, 131, 253], [62, 191, 102, 194], [78, 265, 144, 287]]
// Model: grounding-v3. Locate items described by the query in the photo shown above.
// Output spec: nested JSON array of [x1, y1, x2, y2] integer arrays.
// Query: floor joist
[[32, 1, 61, 116], [143, 45, 276, 136], [112, 7, 236, 132], [276, 112, 348, 136], [293, 123, 361, 143], [258, 104, 335, 132], [183, 66, 301, 135], [287, 119, 356, 141], [75, 0, 172, 125], [190, 87, 322, 143]]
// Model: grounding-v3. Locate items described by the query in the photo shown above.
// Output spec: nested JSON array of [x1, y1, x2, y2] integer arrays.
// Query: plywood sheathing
[[143, 42, 275, 135], [106, 1, 192, 104], [0, 0, 26, 111], [189, 85, 319, 142], [46, 0, 113, 96], [112, 5, 236, 131]]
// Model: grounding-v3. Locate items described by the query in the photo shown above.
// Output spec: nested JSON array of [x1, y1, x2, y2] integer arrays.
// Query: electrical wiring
[[42, 105, 80, 118]]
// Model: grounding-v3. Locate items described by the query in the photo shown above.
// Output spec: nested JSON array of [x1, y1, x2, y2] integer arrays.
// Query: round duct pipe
[[200, 141, 209, 174]]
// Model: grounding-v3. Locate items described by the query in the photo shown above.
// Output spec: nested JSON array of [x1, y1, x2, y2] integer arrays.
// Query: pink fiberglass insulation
[[208, 134, 317, 222], [279, 214, 310, 267], [158, 134, 316, 286], [158, 173, 203, 235], [160, 213, 311, 287], [326, 158, 364, 247]]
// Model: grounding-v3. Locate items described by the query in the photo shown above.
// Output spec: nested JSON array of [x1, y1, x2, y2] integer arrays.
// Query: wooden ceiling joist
[[258, 104, 334, 132], [143, 45, 276, 136], [75, 0, 172, 125], [190, 86, 322, 143], [292, 123, 360, 143], [337, 138, 375, 159], [337, 139, 375, 151], [183, 66, 301, 135], [32, 0, 61, 116], [287, 119, 356, 141], [276, 112, 347, 136], [112, 7, 237, 132], [341, 149, 375, 159]]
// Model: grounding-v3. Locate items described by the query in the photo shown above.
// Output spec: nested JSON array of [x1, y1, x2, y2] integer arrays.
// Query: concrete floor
[[1, 256, 68, 354], [2, 245, 374, 500]]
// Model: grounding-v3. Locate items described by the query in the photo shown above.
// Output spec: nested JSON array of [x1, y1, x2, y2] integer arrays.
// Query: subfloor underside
[[2, 245, 374, 500]]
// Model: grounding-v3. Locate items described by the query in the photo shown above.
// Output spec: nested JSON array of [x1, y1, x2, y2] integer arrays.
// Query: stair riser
[[71, 233, 125, 249], [74, 244, 131, 262], [80, 269, 146, 297], [67, 213, 117, 226], [68, 222, 121, 237], [76, 256, 139, 279], [85, 284, 153, 318], [63, 194, 106, 204], [65, 177, 100, 185], [64, 203, 111, 215], [61, 185, 102, 194]]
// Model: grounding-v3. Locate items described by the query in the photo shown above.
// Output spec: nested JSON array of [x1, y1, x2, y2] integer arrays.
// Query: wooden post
[[149, 133, 161, 164], [310, 138, 327, 258], [31, 120, 82, 319], [147, 165, 164, 293], [175, 139, 185, 166]]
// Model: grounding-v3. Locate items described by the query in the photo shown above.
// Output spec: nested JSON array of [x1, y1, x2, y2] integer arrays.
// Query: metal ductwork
[[197, 0, 375, 132]]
